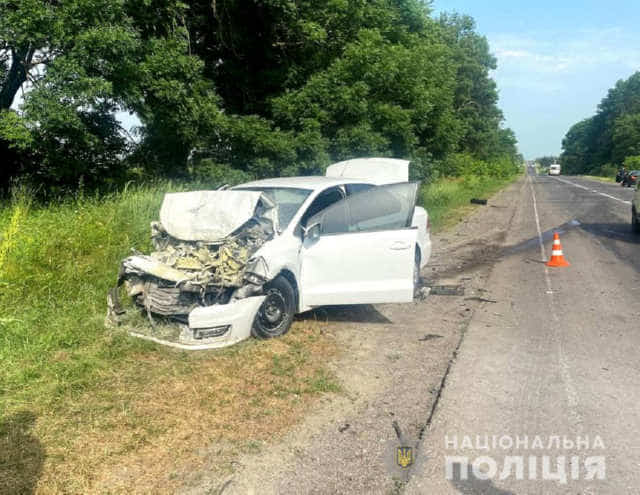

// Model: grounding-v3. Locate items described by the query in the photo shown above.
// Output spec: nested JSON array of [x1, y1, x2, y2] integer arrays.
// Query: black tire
[[633, 209, 640, 234], [252, 275, 296, 339]]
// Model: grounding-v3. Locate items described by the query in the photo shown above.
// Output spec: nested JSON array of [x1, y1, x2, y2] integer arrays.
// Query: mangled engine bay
[[107, 191, 276, 349]]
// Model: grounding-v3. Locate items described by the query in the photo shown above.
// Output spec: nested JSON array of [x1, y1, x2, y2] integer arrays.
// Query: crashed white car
[[107, 158, 431, 349]]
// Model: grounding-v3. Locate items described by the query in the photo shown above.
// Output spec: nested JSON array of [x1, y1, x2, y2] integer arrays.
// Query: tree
[[535, 156, 559, 168], [1, 0, 519, 192], [562, 71, 640, 174]]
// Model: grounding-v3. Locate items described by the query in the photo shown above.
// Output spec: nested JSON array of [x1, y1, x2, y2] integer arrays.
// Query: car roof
[[234, 176, 373, 191]]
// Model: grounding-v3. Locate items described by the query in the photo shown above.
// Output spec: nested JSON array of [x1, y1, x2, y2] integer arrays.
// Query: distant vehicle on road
[[633, 181, 640, 234], [621, 170, 639, 187], [548, 163, 561, 176]]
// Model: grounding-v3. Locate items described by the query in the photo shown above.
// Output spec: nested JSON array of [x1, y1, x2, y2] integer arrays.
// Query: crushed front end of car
[[106, 190, 276, 349]]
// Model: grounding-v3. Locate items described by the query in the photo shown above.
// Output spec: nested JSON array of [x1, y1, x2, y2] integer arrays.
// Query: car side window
[[300, 187, 345, 227], [308, 183, 419, 235], [345, 183, 375, 196]]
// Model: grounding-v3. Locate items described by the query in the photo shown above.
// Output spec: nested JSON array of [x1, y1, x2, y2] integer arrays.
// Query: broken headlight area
[[106, 190, 275, 348]]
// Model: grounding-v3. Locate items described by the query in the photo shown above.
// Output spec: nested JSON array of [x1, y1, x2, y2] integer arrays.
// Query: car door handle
[[390, 241, 411, 250]]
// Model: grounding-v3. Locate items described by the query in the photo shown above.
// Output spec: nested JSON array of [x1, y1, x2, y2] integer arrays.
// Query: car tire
[[252, 274, 296, 339], [413, 248, 421, 298], [633, 209, 640, 234]]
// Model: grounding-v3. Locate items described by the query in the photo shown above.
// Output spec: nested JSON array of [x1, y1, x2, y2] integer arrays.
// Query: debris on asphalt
[[418, 334, 444, 342], [470, 198, 488, 205], [464, 296, 497, 303], [338, 423, 351, 433], [392, 420, 403, 441], [428, 285, 465, 296], [415, 286, 431, 300]]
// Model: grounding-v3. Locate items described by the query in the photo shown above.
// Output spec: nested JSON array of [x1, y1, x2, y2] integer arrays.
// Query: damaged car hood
[[107, 188, 278, 343], [160, 190, 275, 242]]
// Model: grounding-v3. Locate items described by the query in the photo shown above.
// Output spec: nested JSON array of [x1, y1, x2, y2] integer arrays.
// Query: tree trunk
[[0, 46, 34, 110]]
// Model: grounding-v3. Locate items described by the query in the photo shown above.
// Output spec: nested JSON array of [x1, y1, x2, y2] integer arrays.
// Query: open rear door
[[300, 183, 418, 307]]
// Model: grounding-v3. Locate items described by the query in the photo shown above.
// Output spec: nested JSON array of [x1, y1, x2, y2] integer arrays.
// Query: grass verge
[[0, 185, 339, 493], [581, 175, 616, 184], [420, 173, 520, 232]]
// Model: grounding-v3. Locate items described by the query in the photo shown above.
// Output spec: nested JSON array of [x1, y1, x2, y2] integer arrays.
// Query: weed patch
[[420, 174, 519, 232]]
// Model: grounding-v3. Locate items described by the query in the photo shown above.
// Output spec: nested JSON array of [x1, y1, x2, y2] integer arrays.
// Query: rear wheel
[[252, 275, 296, 339], [413, 248, 421, 297], [632, 208, 640, 234]]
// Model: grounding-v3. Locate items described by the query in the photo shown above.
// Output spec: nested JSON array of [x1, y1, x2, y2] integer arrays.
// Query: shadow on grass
[[0, 411, 45, 494]]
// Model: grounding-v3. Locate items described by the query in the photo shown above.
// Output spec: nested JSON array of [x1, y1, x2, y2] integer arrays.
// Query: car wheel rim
[[259, 289, 287, 331]]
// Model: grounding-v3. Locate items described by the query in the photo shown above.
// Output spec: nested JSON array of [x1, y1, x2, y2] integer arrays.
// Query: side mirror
[[304, 222, 321, 240]]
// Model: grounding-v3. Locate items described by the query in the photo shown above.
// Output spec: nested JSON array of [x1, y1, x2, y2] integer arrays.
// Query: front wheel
[[252, 275, 296, 339]]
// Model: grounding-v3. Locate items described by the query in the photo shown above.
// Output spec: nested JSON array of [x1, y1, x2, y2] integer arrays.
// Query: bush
[[190, 159, 252, 187], [426, 153, 518, 180], [590, 163, 618, 177], [624, 155, 640, 170]]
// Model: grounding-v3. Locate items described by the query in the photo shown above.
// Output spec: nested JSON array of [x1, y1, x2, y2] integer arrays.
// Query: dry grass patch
[[1, 321, 339, 494]]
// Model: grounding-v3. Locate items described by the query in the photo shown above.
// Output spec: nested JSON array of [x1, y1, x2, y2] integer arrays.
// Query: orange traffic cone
[[546, 232, 570, 267]]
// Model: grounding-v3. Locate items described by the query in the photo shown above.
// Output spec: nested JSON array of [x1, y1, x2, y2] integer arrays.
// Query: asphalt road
[[407, 172, 640, 493]]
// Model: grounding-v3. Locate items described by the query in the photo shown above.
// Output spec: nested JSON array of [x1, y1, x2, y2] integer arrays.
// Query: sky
[[433, 0, 640, 159]]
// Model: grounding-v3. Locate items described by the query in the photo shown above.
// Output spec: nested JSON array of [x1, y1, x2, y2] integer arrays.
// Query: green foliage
[[0, 184, 193, 410], [535, 156, 559, 168], [624, 155, 640, 170], [420, 167, 518, 231], [1, 0, 519, 192], [561, 72, 640, 174]]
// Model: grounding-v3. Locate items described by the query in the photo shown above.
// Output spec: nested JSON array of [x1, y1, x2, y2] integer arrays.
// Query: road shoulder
[[182, 177, 526, 494]]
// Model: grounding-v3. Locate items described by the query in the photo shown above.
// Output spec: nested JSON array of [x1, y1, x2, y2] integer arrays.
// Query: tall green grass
[[0, 184, 181, 412], [420, 174, 518, 231], [0, 182, 345, 493]]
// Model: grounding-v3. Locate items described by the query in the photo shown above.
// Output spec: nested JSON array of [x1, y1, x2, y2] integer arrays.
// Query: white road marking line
[[528, 175, 553, 295], [553, 176, 631, 205], [528, 174, 584, 430]]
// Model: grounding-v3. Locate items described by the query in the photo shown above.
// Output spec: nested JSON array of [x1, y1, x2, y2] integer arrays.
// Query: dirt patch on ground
[[181, 179, 526, 494]]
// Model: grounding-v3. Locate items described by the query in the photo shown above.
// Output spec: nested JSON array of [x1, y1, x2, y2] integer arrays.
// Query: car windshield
[[233, 187, 312, 231]]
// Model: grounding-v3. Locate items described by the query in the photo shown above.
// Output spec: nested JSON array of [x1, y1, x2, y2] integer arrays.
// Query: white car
[[549, 164, 561, 176], [108, 158, 431, 349]]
